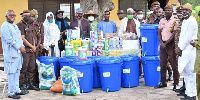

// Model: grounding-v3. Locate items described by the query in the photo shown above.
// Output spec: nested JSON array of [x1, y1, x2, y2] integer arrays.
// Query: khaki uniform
[[17, 20, 36, 84]]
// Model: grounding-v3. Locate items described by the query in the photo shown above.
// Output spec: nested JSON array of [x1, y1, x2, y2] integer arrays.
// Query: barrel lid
[[99, 57, 122, 64], [141, 56, 160, 61], [139, 24, 159, 29], [87, 56, 104, 62], [59, 56, 77, 63], [120, 55, 140, 61], [71, 59, 94, 65], [128, 55, 140, 60], [38, 56, 59, 62]]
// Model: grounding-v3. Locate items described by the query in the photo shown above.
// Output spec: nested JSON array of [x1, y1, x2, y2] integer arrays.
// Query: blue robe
[[1, 21, 23, 74], [97, 21, 117, 35]]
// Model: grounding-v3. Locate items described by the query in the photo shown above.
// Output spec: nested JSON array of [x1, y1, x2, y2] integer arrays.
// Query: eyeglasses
[[8, 14, 16, 17]]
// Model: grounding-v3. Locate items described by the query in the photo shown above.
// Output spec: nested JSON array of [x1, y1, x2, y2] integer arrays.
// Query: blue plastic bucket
[[99, 57, 122, 92], [70, 59, 94, 93], [140, 24, 160, 56], [120, 55, 140, 87], [142, 56, 161, 86], [59, 56, 77, 70], [38, 56, 59, 80], [87, 56, 104, 88]]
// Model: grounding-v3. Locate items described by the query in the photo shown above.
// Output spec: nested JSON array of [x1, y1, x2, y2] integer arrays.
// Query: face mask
[[48, 19, 53, 23], [137, 15, 143, 19], [6, 16, 14, 23], [88, 16, 94, 21], [35, 15, 38, 20], [23, 16, 30, 22], [77, 14, 83, 19], [183, 12, 190, 19], [127, 15, 133, 20]]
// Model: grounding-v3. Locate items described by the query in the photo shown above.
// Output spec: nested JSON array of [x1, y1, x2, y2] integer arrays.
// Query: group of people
[[1, 1, 199, 100]]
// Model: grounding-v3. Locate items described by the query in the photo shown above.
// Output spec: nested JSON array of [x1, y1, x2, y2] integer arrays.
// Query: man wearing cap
[[146, 1, 160, 24], [17, 10, 40, 91], [1, 10, 27, 99], [70, 8, 90, 38], [98, 10, 117, 36], [155, 4, 179, 91], [31, 9, 43, 86], [177, 3, 198, 100], [83, 10, 99, 31], [118, 8, 140, 40], [114, 10, 126, 35], [174, 6, 187, 94]]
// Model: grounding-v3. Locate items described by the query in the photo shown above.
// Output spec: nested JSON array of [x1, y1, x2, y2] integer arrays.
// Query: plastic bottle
[[78, 46, 87, 60], [65, 44, 73, 56]]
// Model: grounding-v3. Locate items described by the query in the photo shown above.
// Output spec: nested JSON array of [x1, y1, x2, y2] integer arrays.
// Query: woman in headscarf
[[43, 12, 60, 57]]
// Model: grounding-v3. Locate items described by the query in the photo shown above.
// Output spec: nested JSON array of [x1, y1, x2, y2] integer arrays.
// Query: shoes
[[180, 96, 196, 100], [27, 81, 40, 91], [15, 90, 29, 95], [175, 85, 186, 93], [177, 92, 187, 97], [8, 94, 21, 99], [173, 85, 179, 91], [154, 83, 167, 89]]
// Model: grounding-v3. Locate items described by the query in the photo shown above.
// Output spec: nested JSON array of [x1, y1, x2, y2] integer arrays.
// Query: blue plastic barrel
[[141, 56, 160, 86], [121, 55, 140, 88], [59, 56, 77, 70], [98, 57, 122, 92], [70, 59, 94, 93], [38, 56, 59, 80], [87, 56, 104, 88], [140, 24, 160, 56]]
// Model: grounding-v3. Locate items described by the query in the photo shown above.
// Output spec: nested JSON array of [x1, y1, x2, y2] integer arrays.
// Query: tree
[[80, 0, 115, 22], [182, 0, 200, 8]]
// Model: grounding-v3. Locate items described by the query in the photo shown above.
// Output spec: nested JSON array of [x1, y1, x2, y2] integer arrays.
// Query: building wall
[[110, 0, 119, 21], [0, 0, 28, 36]]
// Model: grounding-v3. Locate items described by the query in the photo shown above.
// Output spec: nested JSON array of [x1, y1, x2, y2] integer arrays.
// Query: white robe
[[178, 16, 198, 97], [118, 18, 141, 49], [43, 12, 60, 57]]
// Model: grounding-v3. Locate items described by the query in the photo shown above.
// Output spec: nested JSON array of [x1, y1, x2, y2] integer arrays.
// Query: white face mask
[[137, 15, 143, 19], [88, 16, 94, 21]]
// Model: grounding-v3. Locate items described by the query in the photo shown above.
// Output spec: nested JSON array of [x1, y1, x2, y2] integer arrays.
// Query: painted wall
[[110, 0, 119, 21], [0, 0, 28, 36]]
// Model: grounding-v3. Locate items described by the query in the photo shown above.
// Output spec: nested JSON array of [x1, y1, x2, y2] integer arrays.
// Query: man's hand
[[190, 40, 195, 47], [160, 42, 166, 49], [20, 46, 26, 54], [39, 44, 44, 49], [176, 47, 182, 56], [31, 46, 36, 52]]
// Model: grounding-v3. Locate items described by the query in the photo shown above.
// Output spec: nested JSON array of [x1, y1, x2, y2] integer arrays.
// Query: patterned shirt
[[89, 21, 98, 31]]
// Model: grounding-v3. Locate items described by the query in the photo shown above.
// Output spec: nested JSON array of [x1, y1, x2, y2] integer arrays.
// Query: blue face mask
[[48, 19, 53, 23]]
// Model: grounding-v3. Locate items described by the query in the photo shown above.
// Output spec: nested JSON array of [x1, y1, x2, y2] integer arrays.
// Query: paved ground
[[0, 70, 186, 100]]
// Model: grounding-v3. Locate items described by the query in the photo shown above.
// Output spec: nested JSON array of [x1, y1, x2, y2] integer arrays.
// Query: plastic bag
[[60, 66, 81, 95], [38, 62, 56, 90]]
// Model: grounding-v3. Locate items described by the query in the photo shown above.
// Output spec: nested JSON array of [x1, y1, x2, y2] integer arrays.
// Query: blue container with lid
[[59, 56, 77, 70], [120, 55, 140, 87], [140, 24, 160, 56], [38, 56, 59, 80], [70, 59, 94, 93], [87, 56, 105, 88], [142, 56, 161, 86], [98, 57, 122, 92]]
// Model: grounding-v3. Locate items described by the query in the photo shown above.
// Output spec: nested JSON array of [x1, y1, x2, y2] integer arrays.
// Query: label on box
[[123, 69, 130, 73], [103, 72, 110, 77], [157, 66, 161, 71], [142, 37, 147, 42]]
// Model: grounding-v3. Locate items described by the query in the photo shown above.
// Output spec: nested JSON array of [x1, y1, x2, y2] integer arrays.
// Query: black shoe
[[175, 85, 186, 93], [8, 94, 21, 99], [20, 84, 28, 91], [180, 96, 196, 100], [15, 90, 29, 95], [173, 85, 179, 91], [27, 82, 40, 91], [154, 83, 167, 89], [177, 92, 187, 97]]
